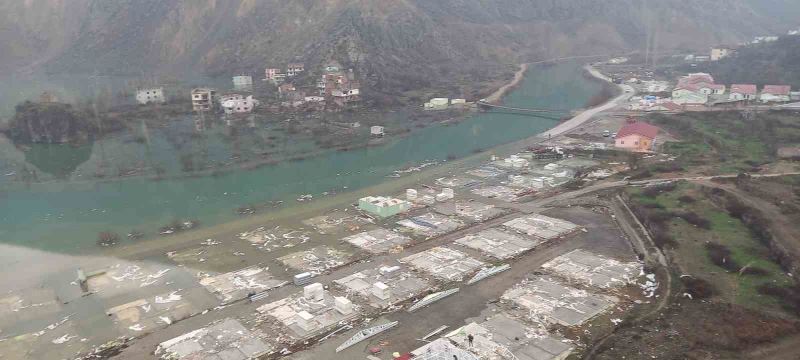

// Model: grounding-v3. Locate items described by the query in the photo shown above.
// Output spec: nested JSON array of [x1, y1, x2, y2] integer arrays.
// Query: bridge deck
[[476, 101, 569, 114]]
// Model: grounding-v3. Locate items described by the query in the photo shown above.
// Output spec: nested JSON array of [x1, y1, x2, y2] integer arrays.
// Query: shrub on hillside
[[677, 211, 711, 229], [681, 277, 715, 299], [706, 243, 741, 272]]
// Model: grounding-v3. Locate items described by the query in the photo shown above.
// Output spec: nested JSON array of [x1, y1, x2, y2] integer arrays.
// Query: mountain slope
[[2, 0, 798, 98]]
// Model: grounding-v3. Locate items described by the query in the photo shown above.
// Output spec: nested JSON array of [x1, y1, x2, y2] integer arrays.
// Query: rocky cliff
[[2, 0, 799, 98]]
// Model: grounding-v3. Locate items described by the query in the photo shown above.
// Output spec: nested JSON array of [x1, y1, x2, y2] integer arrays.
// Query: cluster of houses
[[671, 73, 795, 105], [132, 59, 363, 115], [268, 60, 362, 111], [629, 73, 796, 111]]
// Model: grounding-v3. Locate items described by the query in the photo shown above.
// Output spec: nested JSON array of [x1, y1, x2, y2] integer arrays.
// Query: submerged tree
[[97, 231, 120, 247]]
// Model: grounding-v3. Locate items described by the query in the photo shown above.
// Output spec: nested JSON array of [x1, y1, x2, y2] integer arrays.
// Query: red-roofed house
[[677, 73, 715, 87], [761, 85, 792, 102], [672, 84, 708, 105], [615, 122, 660, 152], [696, 83, 726, 95], [729, 84, 757, 101]]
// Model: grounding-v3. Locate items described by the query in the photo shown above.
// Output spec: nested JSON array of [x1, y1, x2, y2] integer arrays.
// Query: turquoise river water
[[0, 62, 601, 253]]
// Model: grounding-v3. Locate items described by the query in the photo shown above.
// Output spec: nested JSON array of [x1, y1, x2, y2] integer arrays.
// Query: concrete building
[[424, 98, 450, 110], [729, 84, 758, 101], [671, 86, 708, 105], [287, 63, 305, 77], [324, 60, 342, 73], [697, 83, 725, 95], [332, 88, 360, 106], [221, 94, 259, 114], [614, 121, 659, 152], [191, 88, 216, 112], [761, 85, 792, 103], [710, 47, 733, 61], [136, 87, 166, 105], [265, 68, 285, 83], [370, 126, 385, 137], [358, 196, 411, 218], [232, 75, 253, 87], [278, 83, 296, 96]]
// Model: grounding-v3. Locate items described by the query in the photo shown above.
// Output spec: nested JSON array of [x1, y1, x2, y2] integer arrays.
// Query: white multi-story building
[[221, 94, 259, 114], [136, 87, 166, 104], [191, 88, 216, 112], [287, 63, 305, 77]]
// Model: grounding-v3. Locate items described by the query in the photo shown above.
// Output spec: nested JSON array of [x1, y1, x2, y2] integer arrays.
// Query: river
[[0, 62, 601, 254]]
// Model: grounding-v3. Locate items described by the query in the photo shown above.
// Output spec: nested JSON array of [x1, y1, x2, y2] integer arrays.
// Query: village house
[[710, 47, 733, 61], [265, 68, 286, 84], [697, 83, 725, 95], [324, 60, 342, 73], [424, 98, 450, 110], [614, 121, 660, 153], [332, 88, 360, 107], [671, 73, 723, 105], [278, 83, 296, 97], [672, 85, 708, 105], [760, 85, 792, 103], [287, 63, 305, 77], [191, 88, 216, 111], [729, 84, 758, 101], [220, 94, 259, 114], [232, 75, 253, 87], [136, 87, 166, 105], [370, 126, 385, 137]]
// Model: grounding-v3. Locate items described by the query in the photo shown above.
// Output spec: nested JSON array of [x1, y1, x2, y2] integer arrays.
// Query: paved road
[[543, 66, 634, 138]]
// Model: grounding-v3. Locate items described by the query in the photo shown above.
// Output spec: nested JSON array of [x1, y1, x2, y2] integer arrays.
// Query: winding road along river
[[0, 61, 602, 253]]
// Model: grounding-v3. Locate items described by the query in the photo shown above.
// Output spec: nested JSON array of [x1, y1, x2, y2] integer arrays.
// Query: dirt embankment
[[483, 63, 528, 104]]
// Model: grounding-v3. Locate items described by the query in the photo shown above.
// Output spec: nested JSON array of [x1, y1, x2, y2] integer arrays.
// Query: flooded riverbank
[[0, 61, 601, 254]]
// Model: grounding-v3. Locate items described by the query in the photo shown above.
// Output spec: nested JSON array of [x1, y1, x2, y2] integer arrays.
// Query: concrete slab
[[466, 165, 506, 179], [278, 246, 352, 275], [343, 228, 412, 254], [397, 212, 464, 237], [237, 226, 312, 252], [334, 265, 432, 308], [501, 276, 617, 327], [433, 201, 506, 222], [503, 214, 580, 240], [471, 185, 522, 203], [541, 249, 642, 289], [399, 247, 485, 282], [435, 176, 482, 188], [302, 211, 372, 235], [166, 239, 248, 270], [455, 228, 544, 260], [198, 265, 287, 304], [256, 289, 360, 340], [0, 289, 61, 330], [106, 287, 210, 337], [446, 314, 574, 360], [411, 338, 478, 359], [156, 318, 273, 359]]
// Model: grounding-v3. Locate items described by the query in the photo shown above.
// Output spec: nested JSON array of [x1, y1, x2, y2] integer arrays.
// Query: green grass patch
[[627, 183, 794, 313], [650, 110, 800, 174]]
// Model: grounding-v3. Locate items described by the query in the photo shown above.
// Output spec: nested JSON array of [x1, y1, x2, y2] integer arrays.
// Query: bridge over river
[[476, 100, 571, 116]]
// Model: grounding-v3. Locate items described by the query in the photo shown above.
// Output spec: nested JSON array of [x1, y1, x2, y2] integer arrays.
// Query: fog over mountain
[[1, 0, 798, 95]]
